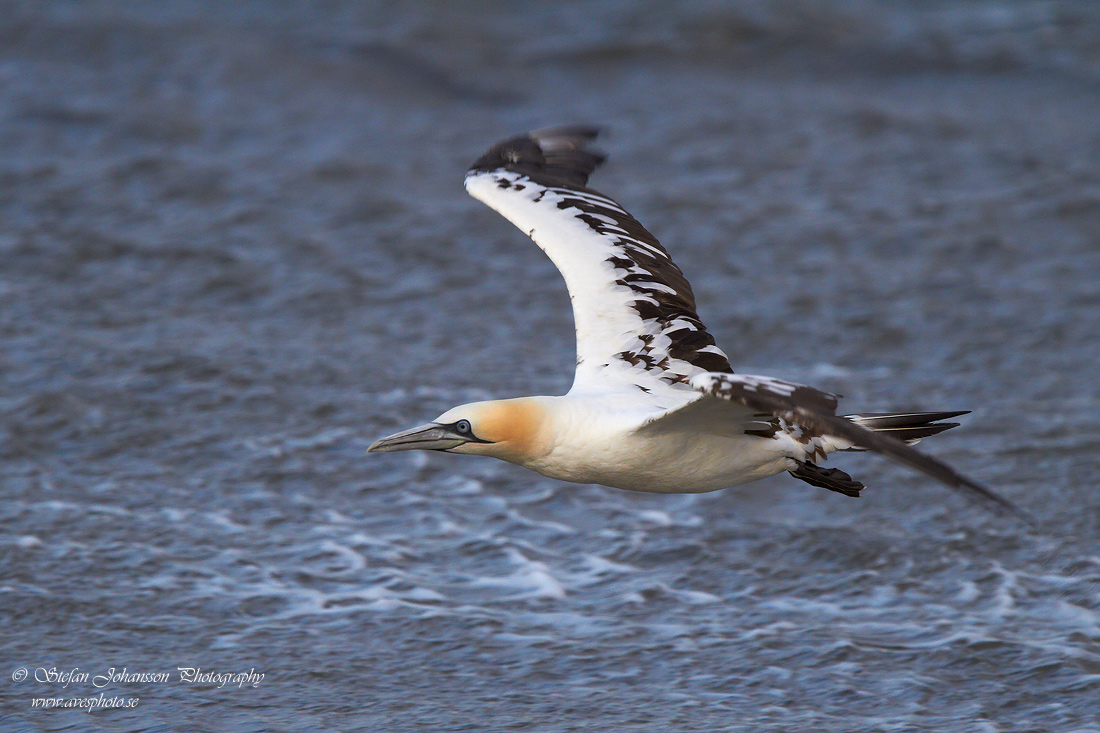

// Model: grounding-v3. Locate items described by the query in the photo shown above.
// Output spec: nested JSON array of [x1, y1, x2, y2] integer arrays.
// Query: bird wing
[[464, 127, 733, 398]]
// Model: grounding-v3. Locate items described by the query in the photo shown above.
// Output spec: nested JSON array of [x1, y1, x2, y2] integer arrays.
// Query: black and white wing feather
[[465, 127, 732, 397]]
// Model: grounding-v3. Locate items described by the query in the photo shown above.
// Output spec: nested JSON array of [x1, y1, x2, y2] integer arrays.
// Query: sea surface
[[2, 1, 1100, 731]]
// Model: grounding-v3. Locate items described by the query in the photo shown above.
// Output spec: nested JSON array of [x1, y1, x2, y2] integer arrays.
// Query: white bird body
[[370, 127, 1025, 520], [437, 393, 792, 494]]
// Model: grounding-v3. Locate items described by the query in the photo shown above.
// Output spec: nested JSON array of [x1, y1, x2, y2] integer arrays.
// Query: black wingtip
[[529, 124, 602, 146], [951, 474, 1038, 529], [468, 125, 607, 188]]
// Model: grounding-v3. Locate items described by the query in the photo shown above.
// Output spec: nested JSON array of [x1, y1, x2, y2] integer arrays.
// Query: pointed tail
[[843, 410, 969, 447]]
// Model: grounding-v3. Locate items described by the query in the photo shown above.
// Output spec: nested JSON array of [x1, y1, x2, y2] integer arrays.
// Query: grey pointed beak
[[367, 423, 467, 453]]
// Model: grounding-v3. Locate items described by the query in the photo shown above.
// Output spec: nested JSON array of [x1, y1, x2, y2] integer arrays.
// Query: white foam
[[323, 509, 353, 524], [316, 540, 367, 573], [207, 510, 246, 532], [637, 509, 673, 526], [469, 548, 566, 600], [39, 500, 129, 516], [955, 580, 980, 603], [444, 477, 484, 495], [505, 508, 575, 534], [582, 554, 638, 576]]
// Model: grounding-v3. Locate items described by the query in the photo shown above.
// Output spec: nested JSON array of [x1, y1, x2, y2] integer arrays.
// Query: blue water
[[2, 2, 1099, 730]]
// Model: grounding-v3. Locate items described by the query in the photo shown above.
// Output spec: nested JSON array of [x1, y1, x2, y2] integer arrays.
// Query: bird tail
[[841, 410, 968, 448], [789, 411, 970, 498]]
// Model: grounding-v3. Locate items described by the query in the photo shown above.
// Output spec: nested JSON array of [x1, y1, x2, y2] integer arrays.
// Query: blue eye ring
[[455, 420, 472, 435]]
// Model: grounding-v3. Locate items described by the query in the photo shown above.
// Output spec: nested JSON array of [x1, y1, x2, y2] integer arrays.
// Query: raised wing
[[690, 372, 1031, 522], [464, 127, 732, 396]]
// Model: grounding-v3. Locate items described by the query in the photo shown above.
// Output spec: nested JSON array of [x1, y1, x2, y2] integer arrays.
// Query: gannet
[[370, 127, 1024, 519]]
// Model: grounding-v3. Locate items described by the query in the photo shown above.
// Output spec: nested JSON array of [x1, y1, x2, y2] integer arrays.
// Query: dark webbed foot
[[790, 462, 865, 497]]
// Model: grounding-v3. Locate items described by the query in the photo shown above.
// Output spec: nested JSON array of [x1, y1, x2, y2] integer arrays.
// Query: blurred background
[[2, 1, 1099, 730]]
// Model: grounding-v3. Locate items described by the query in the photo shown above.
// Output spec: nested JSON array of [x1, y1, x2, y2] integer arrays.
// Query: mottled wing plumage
[[691, 372, 1029, 520], [465, 127, 732, 397]]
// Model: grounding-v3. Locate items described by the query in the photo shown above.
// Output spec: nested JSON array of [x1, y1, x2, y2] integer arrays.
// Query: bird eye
[[455, 420, 472, 435]]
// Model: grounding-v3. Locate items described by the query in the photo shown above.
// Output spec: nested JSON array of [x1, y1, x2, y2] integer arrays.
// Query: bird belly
[[529, 430, 794, 494]]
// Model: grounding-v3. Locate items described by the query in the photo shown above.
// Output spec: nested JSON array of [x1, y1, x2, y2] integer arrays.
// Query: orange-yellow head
[[368, 398, 551, 466]]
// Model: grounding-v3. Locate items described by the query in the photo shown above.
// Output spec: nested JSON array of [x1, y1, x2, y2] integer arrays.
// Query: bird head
[[368, 398, 549, 465]]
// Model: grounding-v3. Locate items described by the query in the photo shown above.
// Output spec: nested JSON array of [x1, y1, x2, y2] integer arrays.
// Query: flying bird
[[369, 127, 1024, 520]]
